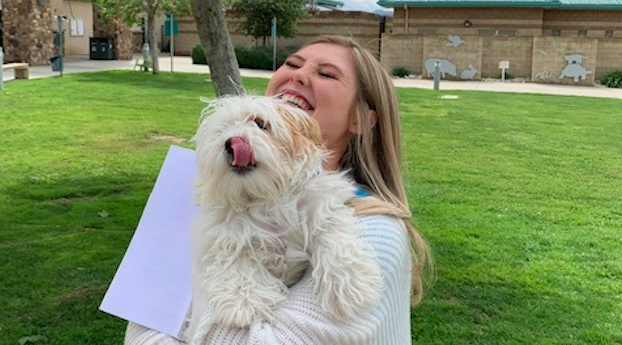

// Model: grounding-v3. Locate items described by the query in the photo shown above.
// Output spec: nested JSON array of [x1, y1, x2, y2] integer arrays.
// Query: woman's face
[[265, 43, 359, 170]]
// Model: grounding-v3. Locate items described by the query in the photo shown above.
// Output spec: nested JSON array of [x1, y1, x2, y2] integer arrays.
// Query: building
[[171, 10, 383, 57], [0, 0, 132, 65], [378, 0, 622, 85]]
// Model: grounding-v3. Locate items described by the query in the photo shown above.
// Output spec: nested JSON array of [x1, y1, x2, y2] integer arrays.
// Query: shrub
[[602, 70, 622, 88], [191, 44, 207, 65], [500, 71, 514, 80], [392, 66, 410, 78], [234, 45, 291, 70]]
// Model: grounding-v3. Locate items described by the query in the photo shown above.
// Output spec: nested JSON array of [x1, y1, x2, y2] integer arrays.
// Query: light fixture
[[463, 20, 472, 28]]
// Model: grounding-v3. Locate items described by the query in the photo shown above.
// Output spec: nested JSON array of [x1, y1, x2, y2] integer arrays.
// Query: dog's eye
[[254, 118, 268, 130]]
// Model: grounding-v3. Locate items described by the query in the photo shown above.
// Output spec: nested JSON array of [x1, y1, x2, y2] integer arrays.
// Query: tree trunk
[[146, 1, 160, 74], [190, 0, 243, 96]]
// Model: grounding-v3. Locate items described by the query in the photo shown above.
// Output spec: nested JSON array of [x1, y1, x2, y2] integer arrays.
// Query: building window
[[606, 30, 614, 38], [578, 29, 587, 37], [497, 29, 518, 36], [418, 28, 438, 35], [477, 28, 496, 36], [552, 29, 561, 36]]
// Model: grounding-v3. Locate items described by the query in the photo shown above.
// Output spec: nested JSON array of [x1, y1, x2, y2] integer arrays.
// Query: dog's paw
[[312, 247, 383, 321], [210, 280, 287, 328], [216, 301, 273, 328]]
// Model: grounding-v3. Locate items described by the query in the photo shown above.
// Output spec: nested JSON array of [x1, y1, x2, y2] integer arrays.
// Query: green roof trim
[[377, 0, 622, 9], [316, 0, 345, 7]]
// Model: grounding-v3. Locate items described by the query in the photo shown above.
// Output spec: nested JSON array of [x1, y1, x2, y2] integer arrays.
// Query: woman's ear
[[349, 109, 378, 134]]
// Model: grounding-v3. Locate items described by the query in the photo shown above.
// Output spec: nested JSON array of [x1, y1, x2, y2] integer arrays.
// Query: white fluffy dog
[[188, 95, 382, 343]]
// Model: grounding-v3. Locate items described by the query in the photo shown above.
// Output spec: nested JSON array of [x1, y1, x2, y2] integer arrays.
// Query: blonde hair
[[301, 35, 434, 306]]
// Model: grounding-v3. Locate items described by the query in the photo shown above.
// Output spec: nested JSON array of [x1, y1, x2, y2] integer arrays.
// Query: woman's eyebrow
[[289, 54, 306, 61], [318, 62, 341, 70], [289, 54, 343, 74]]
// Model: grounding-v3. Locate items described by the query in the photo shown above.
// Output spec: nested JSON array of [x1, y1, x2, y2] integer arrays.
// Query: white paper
[[100, 145, 198, 339]]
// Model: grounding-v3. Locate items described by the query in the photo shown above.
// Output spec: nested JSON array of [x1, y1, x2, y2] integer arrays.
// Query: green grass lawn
[[1, 71, 621, 345]]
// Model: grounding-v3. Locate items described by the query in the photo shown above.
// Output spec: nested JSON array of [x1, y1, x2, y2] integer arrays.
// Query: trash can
[[90, 37, 115, 60]]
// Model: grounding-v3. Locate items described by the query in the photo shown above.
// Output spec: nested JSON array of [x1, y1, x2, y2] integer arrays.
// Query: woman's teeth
[[280, 94, 312, 111]]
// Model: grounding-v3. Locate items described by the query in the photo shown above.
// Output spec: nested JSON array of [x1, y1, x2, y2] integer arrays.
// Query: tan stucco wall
[[50, 0, 93, 55]]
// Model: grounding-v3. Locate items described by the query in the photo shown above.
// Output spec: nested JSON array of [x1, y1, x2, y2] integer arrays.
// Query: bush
[[392, 66, 411, 78], [234, 45, 292, 70], [602, 70, 622, 88], [191, 43, 297, 70], [192, 44, 207, 65], [500, 71, 514, 80]]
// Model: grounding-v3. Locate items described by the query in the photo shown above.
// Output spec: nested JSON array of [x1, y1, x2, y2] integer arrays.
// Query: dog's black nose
[[224, 138, 233, 158]]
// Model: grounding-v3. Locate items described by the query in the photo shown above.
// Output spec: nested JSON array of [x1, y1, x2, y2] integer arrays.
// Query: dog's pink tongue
[[230, 137, 254, 167]]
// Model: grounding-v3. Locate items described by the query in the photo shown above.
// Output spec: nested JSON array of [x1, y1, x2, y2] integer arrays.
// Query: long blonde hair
[[301, 35, 434, 306]]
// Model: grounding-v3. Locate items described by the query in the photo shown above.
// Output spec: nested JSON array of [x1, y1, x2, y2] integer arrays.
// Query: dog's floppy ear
[[278, 106, 324, 157]]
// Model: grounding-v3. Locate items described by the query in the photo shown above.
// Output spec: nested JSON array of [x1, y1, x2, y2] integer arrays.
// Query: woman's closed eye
[[284, 60, 299, 69], [319, 71, 336, 79]]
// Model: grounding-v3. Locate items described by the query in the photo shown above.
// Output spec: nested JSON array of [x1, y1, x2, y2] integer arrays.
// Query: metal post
[[0, 47, 4, 90], [433, 60, 441, 90], [501, 68, 506, 82], [272, 17, 277, 71], [142, 43, 151, 72], [57, 15, 64, 76], [170, 13, 174, 73]]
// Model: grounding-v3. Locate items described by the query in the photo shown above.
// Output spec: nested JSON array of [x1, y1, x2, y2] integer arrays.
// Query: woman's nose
[[290, 66, 310, 86]]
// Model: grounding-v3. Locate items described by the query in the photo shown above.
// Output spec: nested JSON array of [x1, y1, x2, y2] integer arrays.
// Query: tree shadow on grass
[[0, 172, 157, 244]]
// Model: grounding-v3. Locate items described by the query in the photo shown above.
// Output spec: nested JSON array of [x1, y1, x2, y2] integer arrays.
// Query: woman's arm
[[125, 215, 412, 345]]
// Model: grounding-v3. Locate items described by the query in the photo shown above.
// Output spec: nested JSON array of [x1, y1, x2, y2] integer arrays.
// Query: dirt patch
[[150, 133, 187, 143]]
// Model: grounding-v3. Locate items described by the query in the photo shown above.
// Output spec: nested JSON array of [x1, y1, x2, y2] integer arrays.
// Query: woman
[[125, 35, 432, 345]]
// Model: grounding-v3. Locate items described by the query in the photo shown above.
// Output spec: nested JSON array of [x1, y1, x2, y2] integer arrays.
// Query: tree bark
[[146, 0, 160, 74], [190, 0, 243, 96]]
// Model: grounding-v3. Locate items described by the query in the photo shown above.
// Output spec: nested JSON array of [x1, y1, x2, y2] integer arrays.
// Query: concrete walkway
[[3, 54, 622, 99]]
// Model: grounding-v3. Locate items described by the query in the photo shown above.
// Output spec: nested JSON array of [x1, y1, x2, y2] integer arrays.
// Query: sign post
[[165, 13, 178, 73], [433, 60, 441, 90], [499, 60, 510, 82], [272, 17, 277, 71]]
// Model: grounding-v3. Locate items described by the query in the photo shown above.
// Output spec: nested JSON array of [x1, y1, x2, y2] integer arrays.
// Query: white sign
[[100, 145, 198, 339], [70, 19, 85, 37], [499, 61, 510, 69]]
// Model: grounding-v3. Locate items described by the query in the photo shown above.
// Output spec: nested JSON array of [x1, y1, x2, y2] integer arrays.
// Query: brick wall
[[381, 7, 622, 84], [422, 35, 483, 79], [482, 37, 533, 78], [380, 34, 423, 73], [175, 10, 381, 57], [543, 10, 622, 38], [595, 38, 622, 81], [531, 36, 598, 85], [393, 7, 544, 36]]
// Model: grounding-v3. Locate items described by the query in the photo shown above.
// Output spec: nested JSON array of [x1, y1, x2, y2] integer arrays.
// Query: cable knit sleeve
[[124, 214, 412, 345]]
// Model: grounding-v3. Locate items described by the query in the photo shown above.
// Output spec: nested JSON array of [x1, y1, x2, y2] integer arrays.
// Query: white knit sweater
[[124, 214, 412, 345]]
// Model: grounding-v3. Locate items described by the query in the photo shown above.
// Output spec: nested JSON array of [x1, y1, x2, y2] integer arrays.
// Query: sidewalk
[[3, 54, 622, 99]]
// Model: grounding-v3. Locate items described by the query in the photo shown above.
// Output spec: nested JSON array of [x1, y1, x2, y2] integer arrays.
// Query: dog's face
[[194, 95, 325, 208]]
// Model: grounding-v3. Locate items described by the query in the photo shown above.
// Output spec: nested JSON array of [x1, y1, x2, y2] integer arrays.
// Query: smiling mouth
[[277, 92, 314, 111]]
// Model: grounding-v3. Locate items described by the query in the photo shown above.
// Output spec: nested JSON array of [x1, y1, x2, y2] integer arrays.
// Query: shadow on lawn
[[70, 70, 217, 94], [1, 172, 155, 238]]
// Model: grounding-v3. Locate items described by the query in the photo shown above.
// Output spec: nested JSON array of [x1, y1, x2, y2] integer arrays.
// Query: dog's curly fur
[[188, 95, 382, 344]]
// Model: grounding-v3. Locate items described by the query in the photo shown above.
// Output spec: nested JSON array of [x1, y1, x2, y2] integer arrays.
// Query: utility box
[[90, 37, 115, 60]]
